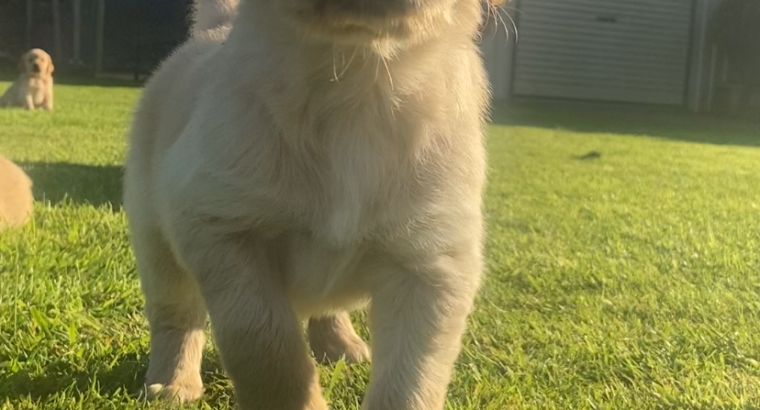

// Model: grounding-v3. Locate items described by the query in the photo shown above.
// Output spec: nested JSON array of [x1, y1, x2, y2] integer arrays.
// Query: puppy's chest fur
[[178, 79, 437, 246], [156, 43, 481, 306], [24, 77, 49, 104], [268, 98, 425, 247], [273, 104, 441, 309], [181, 96, 435, 309]]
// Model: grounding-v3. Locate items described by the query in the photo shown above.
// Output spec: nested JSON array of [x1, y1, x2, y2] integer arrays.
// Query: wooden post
[[72, 0, 82, 65], [52, 0, 63, 60], [95, 0, 105, 76], [26, 0, 33, 49], [706, 45, 718, 113]]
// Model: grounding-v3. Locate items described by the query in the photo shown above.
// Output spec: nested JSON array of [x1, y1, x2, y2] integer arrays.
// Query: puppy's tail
[[192, 0, 239, 33]]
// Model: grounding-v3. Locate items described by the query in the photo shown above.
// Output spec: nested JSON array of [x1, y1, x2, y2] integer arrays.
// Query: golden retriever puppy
[[0, 48, 54, 111], [124, 0, 497, 408], [0, 155, 33, 229]]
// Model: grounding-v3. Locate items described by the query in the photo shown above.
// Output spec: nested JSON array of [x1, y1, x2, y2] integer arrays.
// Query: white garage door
[[512, 0, 694, 105]]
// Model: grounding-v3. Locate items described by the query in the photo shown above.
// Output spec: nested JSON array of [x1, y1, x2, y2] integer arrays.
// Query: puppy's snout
[[31, 63, 40, 73]]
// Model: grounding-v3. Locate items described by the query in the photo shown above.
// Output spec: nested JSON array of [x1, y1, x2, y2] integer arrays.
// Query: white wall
[[482, 0, 721, 112]]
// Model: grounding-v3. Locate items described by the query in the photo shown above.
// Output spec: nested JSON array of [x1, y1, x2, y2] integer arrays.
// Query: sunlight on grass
[[1, 81, 760, 409]]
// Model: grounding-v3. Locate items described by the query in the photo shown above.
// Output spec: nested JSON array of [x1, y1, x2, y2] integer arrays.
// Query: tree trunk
[[52, 0, 63, 61], [72, 0, 82, 65], [95, 0, 106, 75], [26, 0, 33, 49]]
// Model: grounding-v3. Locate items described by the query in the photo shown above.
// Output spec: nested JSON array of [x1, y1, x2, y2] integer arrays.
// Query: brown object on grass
[[0, 155, 33, 229]]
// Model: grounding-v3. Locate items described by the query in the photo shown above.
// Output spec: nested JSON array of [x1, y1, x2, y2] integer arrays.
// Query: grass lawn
[[1, 79, 760, 410]]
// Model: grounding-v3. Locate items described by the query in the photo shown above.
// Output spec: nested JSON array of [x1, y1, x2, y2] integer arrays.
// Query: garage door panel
[[517, 44, 690, 73], [518, 83, 685, 105], [518, 72, 686, 94], [518, 62, 689, 87], [517, 18, 693, 42], [523, 0, 692, 20], [517, 9, 692, 31], [513, 0, 694, 105], [517, 35, 689, 60]]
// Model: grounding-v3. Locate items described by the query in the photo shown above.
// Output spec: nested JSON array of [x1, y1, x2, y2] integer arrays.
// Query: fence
[[0, 0, 192, 79]]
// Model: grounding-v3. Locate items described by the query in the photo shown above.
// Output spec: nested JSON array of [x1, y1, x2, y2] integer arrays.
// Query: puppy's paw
[[308, 396, 330, 410], [310, 330, 370, 364], [308, 314, 370, 364], [307, 383, 330, 410], [140, 380, 204, 403]]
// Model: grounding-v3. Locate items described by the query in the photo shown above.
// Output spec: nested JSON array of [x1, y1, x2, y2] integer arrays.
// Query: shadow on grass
[[0, 354, 224, 402], [490, 101, 760, 147], [19, 162, 124, 210], [0, 354, 148, 401], [0, 71, 142, 89], [52, 76, 143, 89]]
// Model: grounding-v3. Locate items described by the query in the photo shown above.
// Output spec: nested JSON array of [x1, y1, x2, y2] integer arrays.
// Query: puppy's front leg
[[174, 227, 327, 410], [43, 83, 54, 110], [363, 250, 482, 410], [42, 95, 53, 110], [24, 94, 35, 111]]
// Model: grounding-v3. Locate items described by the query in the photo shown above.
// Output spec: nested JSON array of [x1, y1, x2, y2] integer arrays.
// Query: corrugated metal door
[[512, 0, 694, 105]]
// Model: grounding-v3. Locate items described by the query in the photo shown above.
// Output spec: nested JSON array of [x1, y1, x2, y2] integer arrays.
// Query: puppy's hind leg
[[308, 312, 370, 364], [133, 224, 207, 403]]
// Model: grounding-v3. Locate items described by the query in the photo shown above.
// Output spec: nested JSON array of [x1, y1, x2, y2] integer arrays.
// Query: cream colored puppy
[[124, 0, 496, 408], [0, 49, 54, 111], [0, 155, 33, 229]]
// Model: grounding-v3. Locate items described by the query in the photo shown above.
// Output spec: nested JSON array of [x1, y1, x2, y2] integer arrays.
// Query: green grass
[[2, 80, 760, 410]]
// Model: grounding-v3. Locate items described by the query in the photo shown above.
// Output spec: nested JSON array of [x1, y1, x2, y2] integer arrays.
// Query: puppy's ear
[[46, 60, 55, 76]]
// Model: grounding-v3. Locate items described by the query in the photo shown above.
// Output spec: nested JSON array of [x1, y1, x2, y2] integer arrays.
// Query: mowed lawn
[[1, 80, 760, 410]]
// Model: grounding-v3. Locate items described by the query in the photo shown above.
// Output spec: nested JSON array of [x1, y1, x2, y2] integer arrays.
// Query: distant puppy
[[0, 48, 54, 110], [0, 155, 33, 229]]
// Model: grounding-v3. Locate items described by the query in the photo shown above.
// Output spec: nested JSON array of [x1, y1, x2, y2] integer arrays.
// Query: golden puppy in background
[[0, 155, 33, 229], [124, 0, 498, 408], [0, 48, 54, 111]]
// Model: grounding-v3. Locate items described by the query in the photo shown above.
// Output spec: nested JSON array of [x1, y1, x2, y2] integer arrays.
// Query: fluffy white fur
[[0, 49, 54, 111], [192, 0, 238, 33], [124, 0, 494, 408]]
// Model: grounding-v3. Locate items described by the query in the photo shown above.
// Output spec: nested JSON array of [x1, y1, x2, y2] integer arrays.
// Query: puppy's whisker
[[476, 5, 491, 42], [374, 57, 381, 84], [381, 55, 394, 92], [500, 7, 519, 42], [487, 5, 499, 41], [337, 46, 359, 80], [495, 9, 511, 44], [332, 44, 340, 83]]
